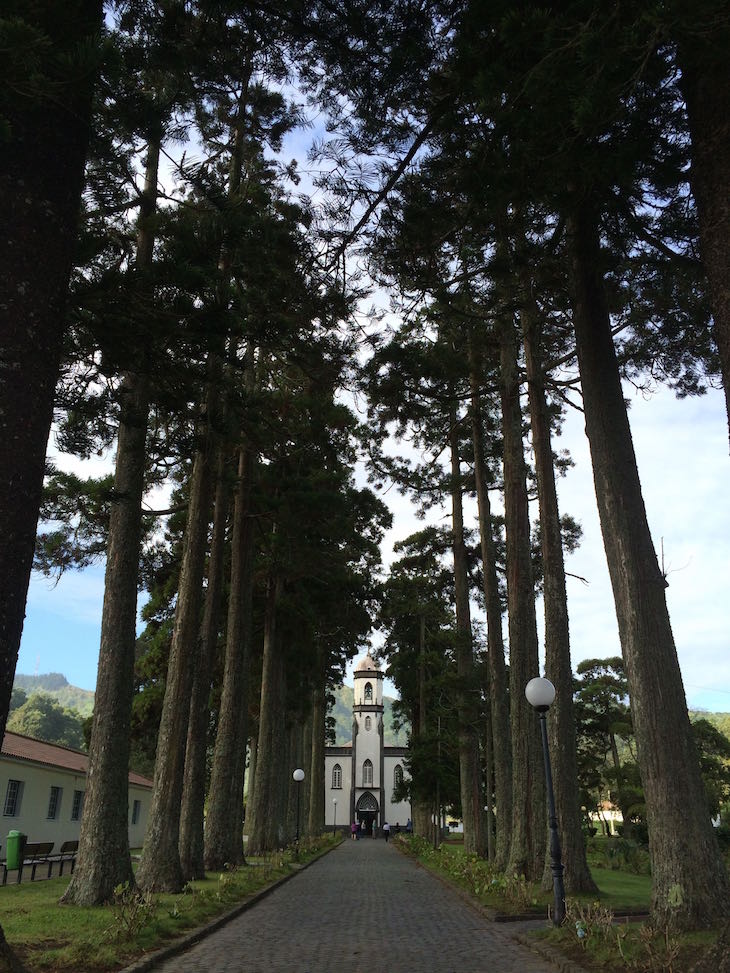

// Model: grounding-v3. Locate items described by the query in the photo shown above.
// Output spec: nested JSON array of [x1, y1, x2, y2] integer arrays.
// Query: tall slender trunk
[[180, 95, 250, 876], [411, 617, 431, 839], [676, 33, 730, 447], [179, 442, 232, 879], [482, 680, 495, 861], [286, 724, 301, 841], [448, 404, 486, 857], [520, 283, 596, 894], [62, 133, 160, 905], [308, 680, 326, 837], [500, 317, 545, 881], [204, 429, 256, 869], [301, 706, 313, 836], [246, 575, 288, 853], [468, 339, 512, 868], [137, 388, 216, 892], [607, 728, 633, 841], [568, 205, 730, 928]]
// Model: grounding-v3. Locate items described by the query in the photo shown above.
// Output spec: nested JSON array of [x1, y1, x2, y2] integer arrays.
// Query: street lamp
[[525, 676, 566, 926], [292, 768, 305, 852], [333, 798, 338, 832]]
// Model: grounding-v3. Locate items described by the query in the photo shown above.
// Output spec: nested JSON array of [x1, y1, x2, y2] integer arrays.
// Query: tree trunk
[[568, 205, 730, 928], [180, 100, 249, 878], [62, 373, 148, 906], [246, 575, 288, 853], [411, 618, 431, 840], [448, 404, 486, 857], [468, 340, 512, 868], [300, 707, 313, 836], [608, 729, 633, 842], [62, 133, 160, 905], [286, 723, 300, 841], [521, 285, 597, 895], [500, 318, 545, 882], [179, 442, 231, 879], [204, 434, 256, 869], [482, 691, 495, 861], [137, 393, 216, 892], [308, 681, 326, 837], [676, 30, 730, 447]]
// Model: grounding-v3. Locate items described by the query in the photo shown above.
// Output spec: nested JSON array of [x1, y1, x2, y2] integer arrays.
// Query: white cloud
[[25, 568, 106, 626]]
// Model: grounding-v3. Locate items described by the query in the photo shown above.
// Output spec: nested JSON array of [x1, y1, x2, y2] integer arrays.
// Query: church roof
[[354, 649, 379, 673]]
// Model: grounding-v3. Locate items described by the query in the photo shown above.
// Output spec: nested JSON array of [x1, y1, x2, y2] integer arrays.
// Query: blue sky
[[18, 380, 730, 714]]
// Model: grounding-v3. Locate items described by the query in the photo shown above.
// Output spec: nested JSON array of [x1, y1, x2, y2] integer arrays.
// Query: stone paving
[[151, 838, 559, 973]]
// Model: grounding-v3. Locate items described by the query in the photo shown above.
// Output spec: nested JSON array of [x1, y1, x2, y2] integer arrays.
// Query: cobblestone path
[[151, 838, 558, 973]]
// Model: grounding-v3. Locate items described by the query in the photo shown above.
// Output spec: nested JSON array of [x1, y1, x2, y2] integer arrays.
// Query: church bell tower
[[351, 650, 384, 834]]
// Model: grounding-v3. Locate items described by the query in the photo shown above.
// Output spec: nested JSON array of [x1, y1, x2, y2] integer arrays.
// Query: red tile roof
[[2, 732, 153, 789]]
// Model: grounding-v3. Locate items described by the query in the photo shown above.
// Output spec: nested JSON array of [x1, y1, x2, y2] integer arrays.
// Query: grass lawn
[[588, 866, 651, 910], [0, 837, 338, 973], [410, 839, 651, 914]]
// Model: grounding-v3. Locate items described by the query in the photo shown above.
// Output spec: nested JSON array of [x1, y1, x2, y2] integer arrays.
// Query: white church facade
[[324, 651, 411, 836]]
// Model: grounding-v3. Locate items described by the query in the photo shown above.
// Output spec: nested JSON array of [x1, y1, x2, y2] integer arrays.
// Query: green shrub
[[105, 883, 157, 941], [587, 835, 650, 875]]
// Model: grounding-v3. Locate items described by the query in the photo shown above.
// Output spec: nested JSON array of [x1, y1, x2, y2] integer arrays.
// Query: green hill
[[328, 684, 409, 746], [12, 673, 95, 718], [690, 710, 730, 739]]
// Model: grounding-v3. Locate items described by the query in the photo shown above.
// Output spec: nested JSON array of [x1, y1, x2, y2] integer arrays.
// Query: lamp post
[[525, 677, 566, 926], [333, 798, 338, 832], [292, 768, 305, 855]]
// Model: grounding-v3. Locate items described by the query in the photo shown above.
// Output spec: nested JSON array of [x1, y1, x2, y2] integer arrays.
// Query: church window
[[365, 715, 371, 731], [364, 682, 373, 701], [394, 764, 403, 788], [363, 759, 373, 787], [332, 764, 342, 789]]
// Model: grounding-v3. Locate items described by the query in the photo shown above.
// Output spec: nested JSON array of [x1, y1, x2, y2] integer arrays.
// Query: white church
[[324, 650, 411, 836]]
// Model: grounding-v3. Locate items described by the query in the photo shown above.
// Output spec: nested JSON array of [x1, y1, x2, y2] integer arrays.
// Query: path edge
[[117, 840, 343, 973]]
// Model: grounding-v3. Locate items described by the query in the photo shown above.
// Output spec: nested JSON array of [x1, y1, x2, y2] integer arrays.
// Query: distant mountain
[[15, 672, 724, 749], [690, 710, 730, 739], [328, 684, 409, 746], [12, 673, 95, 718]]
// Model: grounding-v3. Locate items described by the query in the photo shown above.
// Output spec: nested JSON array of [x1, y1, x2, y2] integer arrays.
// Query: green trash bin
[[6, 831, 27, 871]]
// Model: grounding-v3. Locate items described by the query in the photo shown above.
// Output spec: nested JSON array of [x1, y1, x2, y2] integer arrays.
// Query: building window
[[363, 759, 373, 787], [131, 799, 142, 826], [71, 789, 85, 822], [3, 780, 23, 817], [394, 764, 403, 788], [365, 715, 372, 731], [47, 786, 62, 820], [332, 764, 342, 789], [364, 682, 373, 702]]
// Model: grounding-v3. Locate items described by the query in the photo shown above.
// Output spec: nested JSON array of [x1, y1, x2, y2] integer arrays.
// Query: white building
[[1, 731, 153, 849], [324, 651, 411, 836]]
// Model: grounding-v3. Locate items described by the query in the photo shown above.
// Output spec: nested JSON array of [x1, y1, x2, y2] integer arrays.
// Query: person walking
[[351, 821, 358, 841], [383, 821, 391, 843]]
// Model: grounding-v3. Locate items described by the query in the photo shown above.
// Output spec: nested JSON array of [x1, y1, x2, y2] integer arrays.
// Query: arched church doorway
[[356, 791, 379, 836]]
